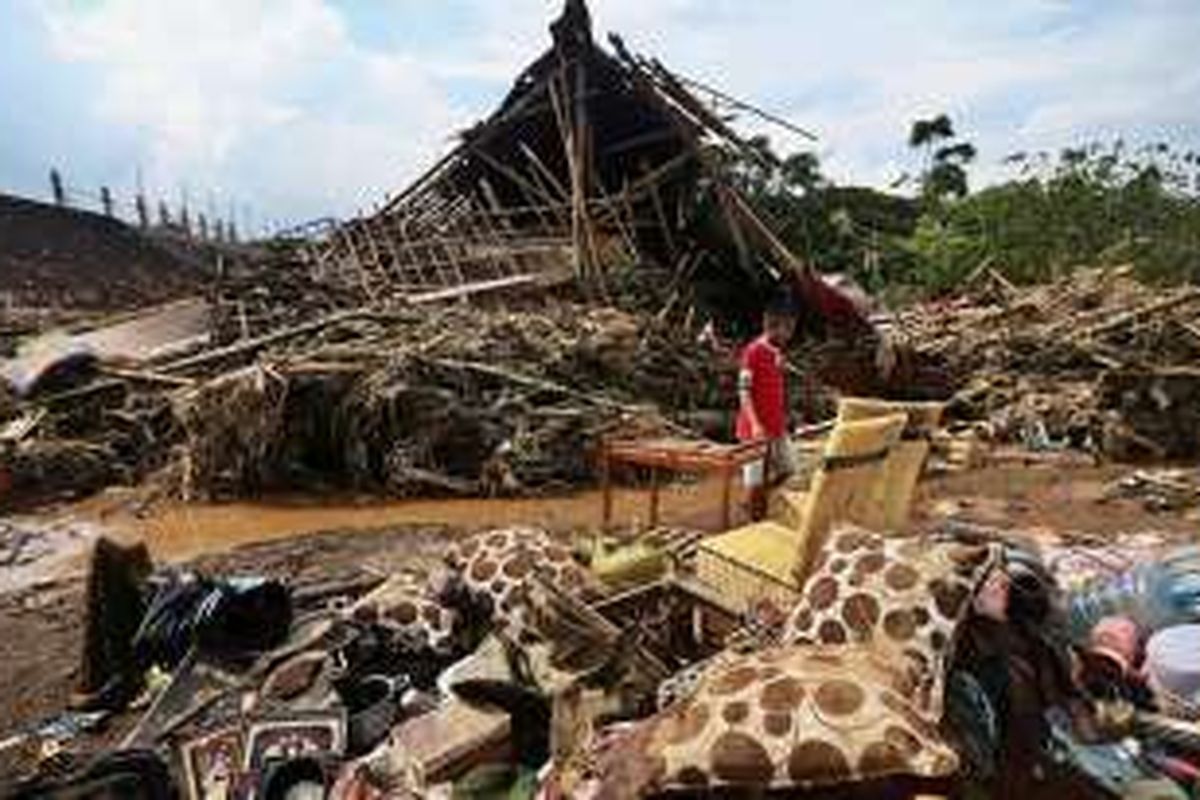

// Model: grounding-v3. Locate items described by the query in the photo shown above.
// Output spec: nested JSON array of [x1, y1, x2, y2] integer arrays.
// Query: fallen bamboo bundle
[[896, 266, 1200, 458]]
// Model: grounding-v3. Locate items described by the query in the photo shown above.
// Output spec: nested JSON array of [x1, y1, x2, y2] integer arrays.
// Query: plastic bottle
[[1065, 546, 1200, 642]]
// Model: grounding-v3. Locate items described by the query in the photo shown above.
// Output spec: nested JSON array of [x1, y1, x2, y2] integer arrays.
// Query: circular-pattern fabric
[[446, 526, 608, 641], [590, 643, 960, 795], [345, 570, 459, 656], [783, 524, 1000, 720]]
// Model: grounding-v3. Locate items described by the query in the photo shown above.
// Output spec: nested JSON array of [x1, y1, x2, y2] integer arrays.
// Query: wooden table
[[599, 437, 767, 531]]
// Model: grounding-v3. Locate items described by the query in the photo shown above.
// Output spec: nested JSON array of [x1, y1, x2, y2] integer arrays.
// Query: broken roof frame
[[303, 0, 863, 330]]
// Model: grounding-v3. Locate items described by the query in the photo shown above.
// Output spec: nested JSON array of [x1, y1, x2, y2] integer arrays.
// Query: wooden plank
[[335, 223, 377, 302], [406, 274, 545, 305], [667, 69, 818, 141], [160, 309, 370, 374], [471, 147, 561, 213], [648, 179, 677, 262], [1071, 289, 1200, 341], [721, 184, 792, 281], [519, 142, 569, 201], [0, 409, 46, 443], [100, 367, 196, 388], [602, 150, 695, 210], [381, 144, 465, 214], [547, 72, 587, 281]]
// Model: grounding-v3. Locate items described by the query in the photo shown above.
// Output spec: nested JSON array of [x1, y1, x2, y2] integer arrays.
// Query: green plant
[[907, 140, 1200, 291]]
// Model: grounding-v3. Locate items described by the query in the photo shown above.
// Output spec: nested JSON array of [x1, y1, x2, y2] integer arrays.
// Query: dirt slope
[[0, 193, 207, 310]]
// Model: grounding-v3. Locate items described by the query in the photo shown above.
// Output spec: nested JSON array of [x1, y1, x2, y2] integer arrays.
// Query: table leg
[[720, 464, 733, 530], [649, 467, 660, 529]]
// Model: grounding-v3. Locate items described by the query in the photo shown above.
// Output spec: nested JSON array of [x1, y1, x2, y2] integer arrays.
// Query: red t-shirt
[[735, 334, 787, 440]]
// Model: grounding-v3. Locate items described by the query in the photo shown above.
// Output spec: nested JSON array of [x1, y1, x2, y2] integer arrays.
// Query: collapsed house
[[301, 0, 870, 341]]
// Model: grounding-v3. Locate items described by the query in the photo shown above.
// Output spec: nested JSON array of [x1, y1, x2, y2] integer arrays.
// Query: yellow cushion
[[694, 522, 801, 612], [794, 413, 907, 579], [879, 439, 932, 530], [591, 542, 667, 588], [700, 522, 796, 582], [834, 399, 945, 534], [837, 397, 945, 432]]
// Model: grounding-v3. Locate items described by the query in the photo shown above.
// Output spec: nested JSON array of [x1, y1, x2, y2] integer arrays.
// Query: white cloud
[[41, 0, 466, 226], [568, 0, 1199, 188], [30, 0, 1200, 227]]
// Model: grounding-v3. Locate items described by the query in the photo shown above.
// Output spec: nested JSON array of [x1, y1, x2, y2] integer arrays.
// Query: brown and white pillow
[[446, 527, 607, 641], [346, 570, 459, 656], [783, 524, 1000, 719], [586, 643, 960, 796]]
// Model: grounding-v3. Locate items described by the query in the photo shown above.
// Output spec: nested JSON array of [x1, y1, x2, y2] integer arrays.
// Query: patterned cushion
[[446, 527, 607, 641], [589, 643, 960, 795], [346, 570, 459, 656], [783, 524, 1000, 719]]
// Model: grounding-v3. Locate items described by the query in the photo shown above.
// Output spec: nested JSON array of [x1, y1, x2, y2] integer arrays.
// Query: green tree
[[908, 115, 976, 207], [723, 137, 919, 291], [905, 139, 1200, 291]]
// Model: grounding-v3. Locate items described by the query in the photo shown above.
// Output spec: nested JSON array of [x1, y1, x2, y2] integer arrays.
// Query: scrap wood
[[668, 68, 817, 141], [1177, 319, 1200, 348], [899, 266, 1200, 459], [389, 698, 511, 784], [246, 614, 337, 683], [1101, 468, 1200, 511], [10, 296, 725, 504], [99, 366, 196, 389], [531, 575, 670, 683], [35, 378, 125, 409], [1069, 288, 1200, 342], [418, 355, 661, 419], [0, 409, 46, 443], [405, 273, 547, 305], [159, 308, 371, 375], [120, 649, 243, 749], [388, 465, 479, 496]]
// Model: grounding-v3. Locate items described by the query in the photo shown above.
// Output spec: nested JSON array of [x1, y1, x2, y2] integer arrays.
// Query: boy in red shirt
[[736, 295, 797, 521]]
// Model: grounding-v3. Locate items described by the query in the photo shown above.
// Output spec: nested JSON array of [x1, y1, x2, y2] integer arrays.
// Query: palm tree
[[909, 115, 974, 205]]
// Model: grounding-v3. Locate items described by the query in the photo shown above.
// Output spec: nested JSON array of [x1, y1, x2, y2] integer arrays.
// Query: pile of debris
[[173, 301, 724, 500], [9, 517, 1200, 799], [206, 253, 363, 346], [2, 528, 680, 798], [0, 288, 747, 506], [0, 0, 893, 510], [894, 265, 1200, 459], [1101, 468, 1200, 514]]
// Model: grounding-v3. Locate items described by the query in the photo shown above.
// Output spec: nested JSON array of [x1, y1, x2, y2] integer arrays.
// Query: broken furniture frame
[[598, 436, 767, 532]]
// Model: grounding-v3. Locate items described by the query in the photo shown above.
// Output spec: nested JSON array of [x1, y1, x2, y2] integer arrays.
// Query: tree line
[[730, 117, 1200, 298]]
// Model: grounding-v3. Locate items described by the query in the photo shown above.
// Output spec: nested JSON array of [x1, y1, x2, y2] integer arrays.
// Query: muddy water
[[9, 461, 1195, 596], [116, 479, 732, 563], [0, 479, 733, 595], [90, 463, 1176, 566]]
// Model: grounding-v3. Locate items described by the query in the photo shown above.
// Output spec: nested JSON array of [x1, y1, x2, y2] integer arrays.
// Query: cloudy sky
[[1, 0, 1198, 234]]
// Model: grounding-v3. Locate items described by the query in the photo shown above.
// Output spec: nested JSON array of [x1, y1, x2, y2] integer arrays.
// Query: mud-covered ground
[[0, 459, 1196, 789]]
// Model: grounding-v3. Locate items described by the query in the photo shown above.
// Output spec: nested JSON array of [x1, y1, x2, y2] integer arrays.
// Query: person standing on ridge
[[736, 293, 798, 521]]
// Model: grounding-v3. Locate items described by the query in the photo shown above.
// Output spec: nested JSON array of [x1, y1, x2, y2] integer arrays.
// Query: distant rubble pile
[[896, 265, 1200, 459]]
